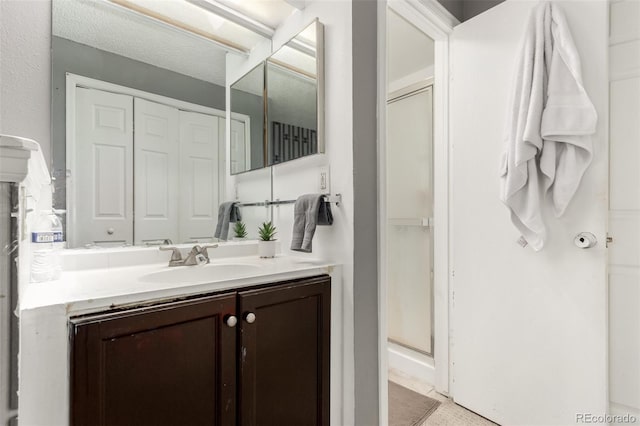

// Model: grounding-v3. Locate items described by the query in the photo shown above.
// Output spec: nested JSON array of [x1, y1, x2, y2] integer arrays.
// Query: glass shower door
[[386, 85, 433, 355]]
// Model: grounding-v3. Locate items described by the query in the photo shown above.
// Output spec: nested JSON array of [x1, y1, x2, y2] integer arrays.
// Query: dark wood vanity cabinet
[[70, 275, 330, 426], [71, 293, 237, 426], [238, 277, 331, 426]]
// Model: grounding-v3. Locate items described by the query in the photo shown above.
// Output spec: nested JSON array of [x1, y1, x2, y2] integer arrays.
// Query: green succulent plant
[[233, 221, 248, 238], [258, 221, 277, 241]]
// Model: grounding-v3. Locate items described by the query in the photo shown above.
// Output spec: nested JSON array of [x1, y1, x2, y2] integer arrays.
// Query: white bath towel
[[539, 3, 597, 217], [500, 2, 596, 250]]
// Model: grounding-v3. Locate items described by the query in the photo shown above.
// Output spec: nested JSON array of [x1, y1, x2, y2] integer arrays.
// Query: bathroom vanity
[[18, 246, 347, 426], [71, 275, 330, 426]]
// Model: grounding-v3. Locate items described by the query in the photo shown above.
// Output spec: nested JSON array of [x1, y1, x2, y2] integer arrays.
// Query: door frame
[[65, 73, 249, 246], [377, 0, 456, 422]]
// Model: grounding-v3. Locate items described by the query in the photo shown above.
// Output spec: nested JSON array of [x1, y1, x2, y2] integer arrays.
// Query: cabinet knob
[[107, 227, 115, 235], [225, 315, 238, 328], [244, 312, 256, 324]]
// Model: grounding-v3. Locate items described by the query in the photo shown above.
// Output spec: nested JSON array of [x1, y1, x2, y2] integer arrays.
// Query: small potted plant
[[257, 221, 277, 258], [233, 221, 248, 240]]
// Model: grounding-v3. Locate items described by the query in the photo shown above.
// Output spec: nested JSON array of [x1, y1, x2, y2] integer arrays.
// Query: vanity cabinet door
[[71, 293, 237, 426], [237, 275, 330, 426]]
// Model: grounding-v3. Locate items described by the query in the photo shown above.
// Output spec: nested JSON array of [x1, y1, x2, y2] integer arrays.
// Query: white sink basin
[[141, 263, 262, 284]]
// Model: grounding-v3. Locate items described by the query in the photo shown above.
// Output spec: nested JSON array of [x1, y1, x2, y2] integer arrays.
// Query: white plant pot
[[258, 240, 277, 258]]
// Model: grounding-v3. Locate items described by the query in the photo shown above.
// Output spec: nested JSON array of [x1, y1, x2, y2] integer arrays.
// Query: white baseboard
[[387, 341, 435, 388]]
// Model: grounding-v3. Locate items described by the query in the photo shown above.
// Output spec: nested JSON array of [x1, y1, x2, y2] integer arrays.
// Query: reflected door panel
[[134, 98, 180, 244], [230, 118, 249, 174], [74, 88, 133, 247], [71, 84, 223, 247], [179, 111, 220, 243], [386, 87, 433, 354]]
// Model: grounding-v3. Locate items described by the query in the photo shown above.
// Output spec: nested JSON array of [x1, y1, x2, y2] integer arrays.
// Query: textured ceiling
[[53, 0, 230, 86]]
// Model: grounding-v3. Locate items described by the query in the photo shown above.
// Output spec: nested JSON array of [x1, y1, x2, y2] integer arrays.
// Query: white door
[[230, 118, 249, 174], [450, 2, 608, 424], [134, 98, 179, 244], [179, 111, 219, 243], [608, 0, 640, 419], [74, 88, 133, 246], [386, 87, 433, 355]]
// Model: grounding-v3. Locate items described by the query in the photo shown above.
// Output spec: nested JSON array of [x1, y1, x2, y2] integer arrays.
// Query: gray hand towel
[[214, 202, 241, 240], [230, 203, 242, 223], [290, 194, 333, 253]]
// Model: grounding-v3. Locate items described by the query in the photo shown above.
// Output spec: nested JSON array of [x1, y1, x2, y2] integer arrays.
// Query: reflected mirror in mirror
[[51, 0, 263, 248], [230, 63, 266, 174], [267, 20, 324, 166]]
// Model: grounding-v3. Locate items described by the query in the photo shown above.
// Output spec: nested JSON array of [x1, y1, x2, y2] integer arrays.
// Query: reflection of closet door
[[134, 98, 179, 244], [179, 111, 219, 243], [230, 118, 248, 174], [75, 88, 133, 246]]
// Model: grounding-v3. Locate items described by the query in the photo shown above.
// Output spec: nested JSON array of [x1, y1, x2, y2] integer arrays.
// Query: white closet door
[[134, 98, 179, 244], [450, 1, 608, 424], [74, 88, 133, 247], [609, 0, 640, 418], [179, 111, 219, 243]]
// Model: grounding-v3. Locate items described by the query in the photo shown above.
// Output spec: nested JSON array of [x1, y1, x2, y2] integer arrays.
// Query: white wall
[[226, 1, 359, 423], [449, 1, 608, 424], [0, 0, 51, 162], [0, 0, 53, 382], [269, 4, 362, 423]]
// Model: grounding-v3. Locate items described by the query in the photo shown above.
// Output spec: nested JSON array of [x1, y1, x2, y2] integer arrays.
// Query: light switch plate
[[319, 166, 330, 192]]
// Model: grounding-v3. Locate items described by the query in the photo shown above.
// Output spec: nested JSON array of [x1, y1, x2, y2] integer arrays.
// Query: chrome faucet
[[159, 244, 219, 267]]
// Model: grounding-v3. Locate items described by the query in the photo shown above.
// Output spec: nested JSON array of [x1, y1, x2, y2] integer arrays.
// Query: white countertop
[[20, 254, 337, 314]]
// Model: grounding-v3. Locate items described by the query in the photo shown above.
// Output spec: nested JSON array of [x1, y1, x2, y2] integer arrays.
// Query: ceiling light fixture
[[185, 0, 275, 39], [107, 0, 250, 55]]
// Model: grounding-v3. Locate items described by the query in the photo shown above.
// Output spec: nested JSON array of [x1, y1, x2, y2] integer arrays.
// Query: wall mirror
[[230, 63, 265, 174], [267, 20, 324, 166], [51, 0, 269, 248], [229, 19, 324, 174]]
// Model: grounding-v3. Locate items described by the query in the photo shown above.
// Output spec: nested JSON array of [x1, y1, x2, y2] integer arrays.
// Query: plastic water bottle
[[30, 210, 64, 283]]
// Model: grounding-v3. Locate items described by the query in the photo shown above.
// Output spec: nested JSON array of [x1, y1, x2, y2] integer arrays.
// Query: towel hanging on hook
[[499, 1, 597, 251]]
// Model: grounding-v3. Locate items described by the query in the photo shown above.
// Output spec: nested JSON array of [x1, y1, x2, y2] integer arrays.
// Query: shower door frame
[[378, 0, 455, 423]]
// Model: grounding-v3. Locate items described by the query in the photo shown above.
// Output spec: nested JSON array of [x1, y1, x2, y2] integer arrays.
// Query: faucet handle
[[159, 246, 182, 261], [189, 245, 209, 265], [201, 244, 219, 261]]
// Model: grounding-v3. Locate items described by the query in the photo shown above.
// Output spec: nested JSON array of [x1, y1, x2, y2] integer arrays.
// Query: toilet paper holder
[[574, 232, 597, 249]]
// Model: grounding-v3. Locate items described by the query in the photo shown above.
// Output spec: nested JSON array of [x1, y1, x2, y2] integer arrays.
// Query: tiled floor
[[389, 369, 498, 426]]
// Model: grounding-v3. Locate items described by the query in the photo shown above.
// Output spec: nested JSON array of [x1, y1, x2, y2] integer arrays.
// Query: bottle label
[[32, 232, 64, 243]]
